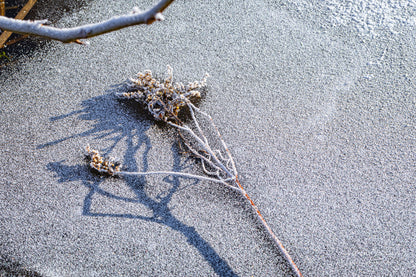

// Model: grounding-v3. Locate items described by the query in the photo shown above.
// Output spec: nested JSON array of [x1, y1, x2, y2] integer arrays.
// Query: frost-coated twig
[[88, 67, 303, 276], [233, 177, 303, 277], [177, 131, 223, 176], [117, 170, 238, 191], [188, 102, 238, 177], [167, 121, 234, 178], [0, 0, 174, 44], [184, 101, 304, 277]]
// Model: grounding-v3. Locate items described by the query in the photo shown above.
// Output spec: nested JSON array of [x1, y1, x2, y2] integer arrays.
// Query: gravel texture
[[1, 0, 415, 276]]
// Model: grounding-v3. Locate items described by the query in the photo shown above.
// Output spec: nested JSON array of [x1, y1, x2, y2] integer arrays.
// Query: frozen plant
[[86, 146, 122, 176], [117, 65, 208, 123], [86, 66, 303, 277]]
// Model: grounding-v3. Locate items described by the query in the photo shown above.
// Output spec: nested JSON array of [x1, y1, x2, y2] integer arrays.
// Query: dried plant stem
[[117, 170, 238, 191], [89, 67, 303, 276], [234, 177, 303, 277], [168, 103, 303, 276], [188, 102, 238, 175], [116, 170, 303, 276], [167, 121, 234, 178]]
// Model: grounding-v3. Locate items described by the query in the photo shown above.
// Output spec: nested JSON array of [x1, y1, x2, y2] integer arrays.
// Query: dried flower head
[[85, 146, 122, 176], [116, 66, 209, 123]]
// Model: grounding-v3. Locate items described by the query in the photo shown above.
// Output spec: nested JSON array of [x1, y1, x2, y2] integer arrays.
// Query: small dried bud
[[154, 13, 165, 21], [86, 146, 122, 176]]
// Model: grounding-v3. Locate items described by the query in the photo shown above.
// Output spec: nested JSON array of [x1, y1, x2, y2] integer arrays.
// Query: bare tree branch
[[0, 0, 175, 44]]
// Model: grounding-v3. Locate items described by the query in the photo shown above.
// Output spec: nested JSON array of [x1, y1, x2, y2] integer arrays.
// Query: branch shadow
[[42, 83, 239, 277], [0, 254, 42, 277]]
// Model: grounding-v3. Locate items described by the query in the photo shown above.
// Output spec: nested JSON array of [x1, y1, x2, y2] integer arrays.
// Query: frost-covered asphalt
[[1, 0, 415, 276]]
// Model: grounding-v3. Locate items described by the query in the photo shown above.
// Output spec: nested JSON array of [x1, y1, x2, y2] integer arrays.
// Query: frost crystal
[[86, 146, 121, 176], [116, 66, 208, 123]]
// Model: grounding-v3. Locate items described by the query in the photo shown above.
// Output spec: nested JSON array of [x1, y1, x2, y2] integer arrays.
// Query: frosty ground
[[1, 0, 415, 276]]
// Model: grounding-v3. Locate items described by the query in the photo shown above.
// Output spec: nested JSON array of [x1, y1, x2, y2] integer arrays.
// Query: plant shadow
[[42, 83, 239, 277]]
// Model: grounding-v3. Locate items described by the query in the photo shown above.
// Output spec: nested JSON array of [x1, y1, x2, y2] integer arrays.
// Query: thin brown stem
[[235, 177, 303, 277]]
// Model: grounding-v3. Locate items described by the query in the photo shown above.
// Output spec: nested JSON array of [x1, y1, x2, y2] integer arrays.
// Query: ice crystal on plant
[[86, 146, 121, 176], [116, 66, 208, 123]]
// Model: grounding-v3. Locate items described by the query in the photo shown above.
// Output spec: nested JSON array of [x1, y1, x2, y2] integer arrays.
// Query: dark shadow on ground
[[0, 254, 42, 277], [28, 0, 92, 23], [43, 83, 239, 277]]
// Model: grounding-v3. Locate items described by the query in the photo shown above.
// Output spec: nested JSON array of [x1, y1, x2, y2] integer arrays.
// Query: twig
[[167, 121, 235, 178], [185, 103, 303, 276], [234, 177, 303, 277], [188, 102, 238, 177], [185, 101, 303, 275], [0, 0, 175, 44], [0, 0, 37, 48], [0, 0, 5, 17], [117, 170, 238, 191]]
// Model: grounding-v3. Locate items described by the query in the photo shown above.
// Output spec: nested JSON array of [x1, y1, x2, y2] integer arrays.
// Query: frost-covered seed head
[[86, 146, 121, 176], [116, 66, 208, 123]]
